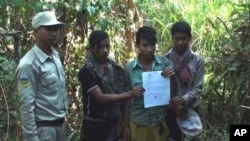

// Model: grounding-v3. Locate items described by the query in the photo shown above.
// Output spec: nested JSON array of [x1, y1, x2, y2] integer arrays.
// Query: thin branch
[[0, 85, 10, 140], [0, 31, 21, 36], [240, 105, 250, 109]]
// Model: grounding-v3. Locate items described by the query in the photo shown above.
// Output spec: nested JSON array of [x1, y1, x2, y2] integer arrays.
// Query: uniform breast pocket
[[40, 73, 59, 90]]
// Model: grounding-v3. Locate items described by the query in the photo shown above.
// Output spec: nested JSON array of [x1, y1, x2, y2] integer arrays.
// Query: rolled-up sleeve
[[16, 64, 39, 141]]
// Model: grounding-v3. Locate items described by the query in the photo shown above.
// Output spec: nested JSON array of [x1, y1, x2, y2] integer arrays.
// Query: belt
[[83, 115, 108, 122], [36, 118, 65, 127]]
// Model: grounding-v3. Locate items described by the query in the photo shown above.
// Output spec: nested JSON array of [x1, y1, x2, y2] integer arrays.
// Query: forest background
[[1, 0, 250, 140]]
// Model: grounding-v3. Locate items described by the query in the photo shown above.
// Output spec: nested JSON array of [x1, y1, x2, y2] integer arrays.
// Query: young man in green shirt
[[124, 26, 174, 141]]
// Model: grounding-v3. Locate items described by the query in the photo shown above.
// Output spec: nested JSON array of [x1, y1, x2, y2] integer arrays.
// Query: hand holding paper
[[130, 86, 145, 97], [142, 71, 170, 108]]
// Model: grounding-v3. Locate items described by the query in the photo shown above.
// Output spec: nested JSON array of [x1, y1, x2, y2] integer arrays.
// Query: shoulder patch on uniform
[[19, 75, 30, 88]]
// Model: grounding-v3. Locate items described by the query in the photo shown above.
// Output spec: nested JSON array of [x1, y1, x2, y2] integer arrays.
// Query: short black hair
[[136, 26, 157, 46], [88, 30, 109, 49], [171, 21, 192, 38]]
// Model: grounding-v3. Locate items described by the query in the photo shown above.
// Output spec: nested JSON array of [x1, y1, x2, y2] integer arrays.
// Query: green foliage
[[203, 0, 250, 127], [0, 56, 21, 140], [0, 0, 7, 9]]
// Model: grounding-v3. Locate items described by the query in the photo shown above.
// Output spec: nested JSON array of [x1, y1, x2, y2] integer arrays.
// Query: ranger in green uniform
[[16, 11, 68, 141]]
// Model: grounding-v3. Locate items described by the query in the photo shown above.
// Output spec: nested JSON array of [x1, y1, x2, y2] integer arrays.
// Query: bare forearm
[[94, 91, 133, 104]]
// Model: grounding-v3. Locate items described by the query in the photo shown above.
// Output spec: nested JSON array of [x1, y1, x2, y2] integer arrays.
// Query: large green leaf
[[34, 1, 43, 12], [13, 0, 22, 7], [100, 19, 108, 31], [0, 0, 7, 9], [0, 112, 7, 121], [236, 75, 245, 86], [86, 5, 96, 16]]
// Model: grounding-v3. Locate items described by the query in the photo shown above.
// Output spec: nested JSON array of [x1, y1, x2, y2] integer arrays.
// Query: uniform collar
[[33, 44, 58, 63]]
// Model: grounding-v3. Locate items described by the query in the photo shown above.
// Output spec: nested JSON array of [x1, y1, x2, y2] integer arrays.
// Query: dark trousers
[[166, 108, 199, 141], [81, 118, 113, 141], [166, 109, 183, 141]]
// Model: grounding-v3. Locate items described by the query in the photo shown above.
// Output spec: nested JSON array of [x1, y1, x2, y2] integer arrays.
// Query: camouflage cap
[[32, 11, 63, 29]]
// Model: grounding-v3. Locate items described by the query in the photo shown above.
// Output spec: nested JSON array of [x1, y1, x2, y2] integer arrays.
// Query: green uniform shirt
[[124, 55, 170, 126], [16, 45, 68, 141]]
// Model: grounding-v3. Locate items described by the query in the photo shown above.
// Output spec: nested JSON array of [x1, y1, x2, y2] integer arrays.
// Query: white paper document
[[142, 71, 170, 108]]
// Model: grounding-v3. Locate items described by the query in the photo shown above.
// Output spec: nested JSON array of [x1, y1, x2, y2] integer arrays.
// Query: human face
[[91, 38, 110, 64], [36, 25, 60, 47], [172, 32, 191, 54], [138, 38, 156, 60]]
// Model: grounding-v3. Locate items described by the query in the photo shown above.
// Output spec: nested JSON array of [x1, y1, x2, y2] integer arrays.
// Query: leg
[[186, 107, 200, 141], [56, 123, 67, 141], [166, 109, 183, 141], [180, 107, 201, 141], [82, 119, 112, 141], [130, 121, 148, 141], [37, 127, 56, 141], [130, 120, 168, 141], [149, 121, 169, 141]]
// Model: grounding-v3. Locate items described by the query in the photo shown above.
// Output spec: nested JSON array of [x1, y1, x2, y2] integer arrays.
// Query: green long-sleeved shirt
[[16, 45, 68, 141], [124, 55, 171, 126]]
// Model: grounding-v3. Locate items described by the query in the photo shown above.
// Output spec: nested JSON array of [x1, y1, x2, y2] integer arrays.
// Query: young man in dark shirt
[[78, 30, 144, 141]]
